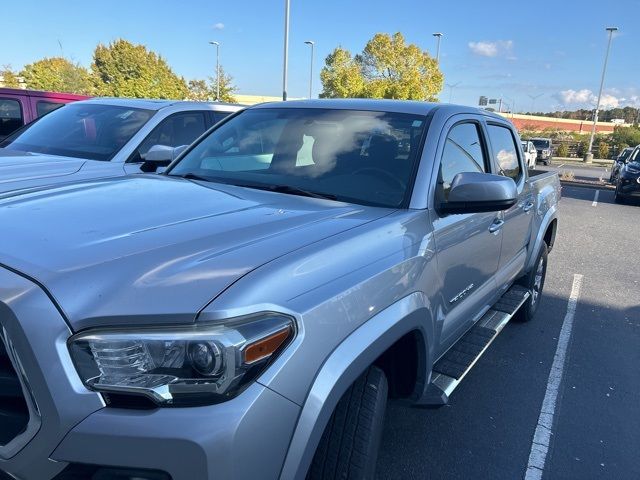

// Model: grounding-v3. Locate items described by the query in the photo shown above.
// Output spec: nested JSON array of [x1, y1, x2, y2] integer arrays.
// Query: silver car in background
[[0, 98, 243, 194]]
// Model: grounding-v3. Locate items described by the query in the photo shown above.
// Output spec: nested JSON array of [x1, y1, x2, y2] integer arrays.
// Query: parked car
[[614, 146, 640, 203], [609, 146, 635, 183], [521, 140, 537, 168], [0, 100, 560, 480], [531, 137, 553, 165], [0, 88, 89, 141], [0, 98, 243, 194]]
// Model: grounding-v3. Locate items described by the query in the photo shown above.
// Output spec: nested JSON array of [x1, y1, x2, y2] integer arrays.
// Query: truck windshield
[[168, 108, 427, 208], [0, 103, 154, 161], [532, 139, 550, 149]]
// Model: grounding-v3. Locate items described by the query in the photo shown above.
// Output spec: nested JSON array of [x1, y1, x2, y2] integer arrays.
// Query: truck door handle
[[523, 201, 534, 212], [488, 219, 504, 233]]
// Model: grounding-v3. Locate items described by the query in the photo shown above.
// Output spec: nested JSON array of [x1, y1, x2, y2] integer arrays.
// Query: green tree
[[187, 68, 237, 103], [611, 125, 640, 148], [92, 39, 188, 99], [210, 67, 237, 102], [320, 33, 443, 100], [20, 57, 92, 94], [187, 79, 210, 101], [319, 47, 365, 98], [1, 65, 21, 88]]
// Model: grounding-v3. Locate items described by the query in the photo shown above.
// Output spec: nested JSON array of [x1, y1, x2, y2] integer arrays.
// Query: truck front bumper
[[0, 268, 300, 480]]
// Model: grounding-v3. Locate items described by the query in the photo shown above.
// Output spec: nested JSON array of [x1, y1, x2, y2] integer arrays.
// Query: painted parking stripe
[[592, 190, 599, 207], [524, 274, 584, 480]]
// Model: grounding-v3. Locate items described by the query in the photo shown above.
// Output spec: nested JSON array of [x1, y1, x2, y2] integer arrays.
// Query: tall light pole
[[445, 81, 460, 103], [528, 93, 544, 113], [304, 40, 315, 99], [282, 0, 290, 101], [585, 26, 618, 163], [209, 41, 220, 101], [432, 33, 443, 62], [503, 95, 515, 118]]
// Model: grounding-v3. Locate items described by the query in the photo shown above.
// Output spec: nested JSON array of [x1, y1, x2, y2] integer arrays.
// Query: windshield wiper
[[172, 172, 227, 183], [236, 182, 337, 200]]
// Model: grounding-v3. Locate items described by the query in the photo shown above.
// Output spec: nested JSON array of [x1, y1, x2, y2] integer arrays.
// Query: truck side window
[[0, 98, 23, 141], [488, 125, 522, 182], [130, 112, 207, 162], [36, 101, 64, 117], [438, 123, 486, 200]]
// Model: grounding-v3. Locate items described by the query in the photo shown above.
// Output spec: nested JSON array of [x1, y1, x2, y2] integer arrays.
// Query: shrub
[[556, 143, 569, 157], [598, 142, 610, 159]]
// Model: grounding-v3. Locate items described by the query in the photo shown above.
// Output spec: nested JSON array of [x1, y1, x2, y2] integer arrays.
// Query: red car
[[0, 88, 89, 141]]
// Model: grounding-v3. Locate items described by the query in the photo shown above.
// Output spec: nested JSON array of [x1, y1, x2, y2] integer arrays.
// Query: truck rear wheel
[[307, 366, 388, 480], [515, 242, 548, 322]]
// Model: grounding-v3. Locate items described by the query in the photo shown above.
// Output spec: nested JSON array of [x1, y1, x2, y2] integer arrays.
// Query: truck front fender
[[279, 292, 432, 480]]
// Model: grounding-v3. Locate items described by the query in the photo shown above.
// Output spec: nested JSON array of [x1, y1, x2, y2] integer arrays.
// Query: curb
[[559, 180, 615, 190]]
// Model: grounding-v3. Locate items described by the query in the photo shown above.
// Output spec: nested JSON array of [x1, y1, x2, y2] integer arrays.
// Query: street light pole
[[527, 93, 544, 113], [282, 0, 290, 101], [208, 41, 220, 101], [432, 33, 443, 62], [304, 40, 315, 99], [445, 81, 460, 103], [585, 26, 618, 163]]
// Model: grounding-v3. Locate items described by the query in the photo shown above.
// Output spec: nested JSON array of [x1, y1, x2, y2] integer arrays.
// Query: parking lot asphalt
[[376, 186, 640, 479]]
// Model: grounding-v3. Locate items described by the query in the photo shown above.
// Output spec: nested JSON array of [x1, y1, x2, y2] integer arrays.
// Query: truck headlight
[[68, 313, 295, 406]]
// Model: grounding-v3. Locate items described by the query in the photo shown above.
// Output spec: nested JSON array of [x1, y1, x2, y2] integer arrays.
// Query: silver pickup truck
[[0, 100, 560, 480]]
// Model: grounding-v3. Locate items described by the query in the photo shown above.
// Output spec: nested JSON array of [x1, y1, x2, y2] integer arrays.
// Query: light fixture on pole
[[585, 26, 618, 163], [304, 40, 315, 99], [208, 41, 220, 101], [445, 81, 460, 103], [527, 93, 544, 113], [282, 0, 290, 101], [432, 33, 443, 62]]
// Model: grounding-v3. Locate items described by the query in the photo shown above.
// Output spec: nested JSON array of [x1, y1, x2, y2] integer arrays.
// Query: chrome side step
[[423, 285, 530, 405]]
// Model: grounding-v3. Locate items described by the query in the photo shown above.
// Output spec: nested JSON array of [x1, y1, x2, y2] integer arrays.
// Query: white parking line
[[524, 274, 583, 480], [592, 190, 599, 207], [557, 163, 565, 169]]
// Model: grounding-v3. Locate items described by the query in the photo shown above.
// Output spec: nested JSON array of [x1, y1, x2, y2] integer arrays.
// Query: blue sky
[[4, 0, 639, 111]]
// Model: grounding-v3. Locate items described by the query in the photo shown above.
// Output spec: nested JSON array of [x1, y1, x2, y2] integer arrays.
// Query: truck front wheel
[[515, 242, 548, 322], [307, 366, 388, 480]]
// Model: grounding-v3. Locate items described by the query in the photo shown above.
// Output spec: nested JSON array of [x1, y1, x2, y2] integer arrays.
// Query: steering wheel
[[352, 167, 406, 191]]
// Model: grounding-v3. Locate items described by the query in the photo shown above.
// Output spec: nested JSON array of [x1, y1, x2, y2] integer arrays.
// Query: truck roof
[[0, 87, 89, 100], [80, 97, 245, 111], [250, 99, 508, 120]]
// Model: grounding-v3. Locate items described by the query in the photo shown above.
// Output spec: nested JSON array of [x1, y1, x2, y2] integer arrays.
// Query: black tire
[[514, 242, 548, 322], [614, 185, 624, 204], [307, 366, 388, 480]]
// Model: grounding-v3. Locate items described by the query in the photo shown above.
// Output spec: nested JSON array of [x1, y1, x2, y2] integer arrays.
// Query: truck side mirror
[[141, 145, 188, 172], [440, 172, 517, 214]]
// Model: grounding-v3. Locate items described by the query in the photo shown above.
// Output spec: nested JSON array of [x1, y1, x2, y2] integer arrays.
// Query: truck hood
[[0, 175, 389, 331], [0, 151, 85, 192]]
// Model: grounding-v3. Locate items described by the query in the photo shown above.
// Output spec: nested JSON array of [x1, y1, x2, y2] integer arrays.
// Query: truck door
[[431, 119, 502, 352], [486, 123, 534, 287]]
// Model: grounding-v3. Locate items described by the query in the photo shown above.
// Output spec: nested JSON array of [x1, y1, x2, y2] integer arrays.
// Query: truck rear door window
[[488, 124, 522, 182], [0, 98, 23, 140]]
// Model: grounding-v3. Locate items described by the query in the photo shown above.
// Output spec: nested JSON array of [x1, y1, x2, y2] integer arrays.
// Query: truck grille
[[0, 335, 29, 446]]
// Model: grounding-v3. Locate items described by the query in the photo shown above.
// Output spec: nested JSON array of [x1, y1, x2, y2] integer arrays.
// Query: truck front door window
[[438, 122, 487, 200]]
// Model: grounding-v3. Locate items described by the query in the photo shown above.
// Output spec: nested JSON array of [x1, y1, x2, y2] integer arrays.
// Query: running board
[[422, 285, 530, 405]]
